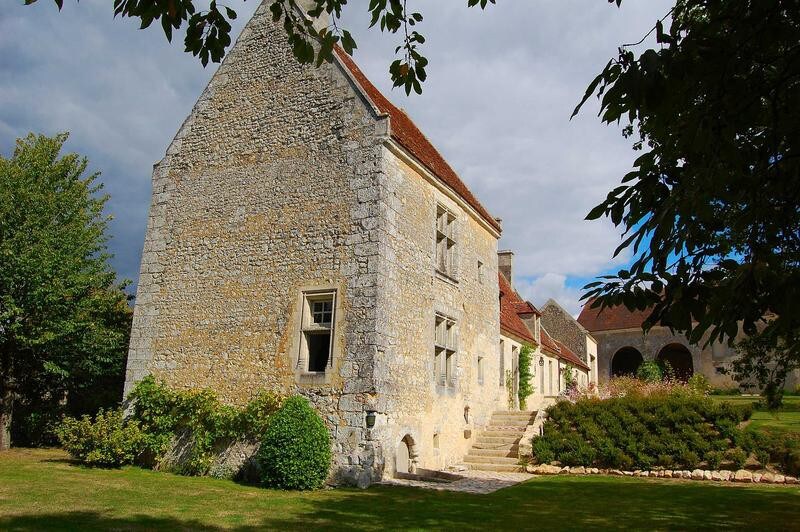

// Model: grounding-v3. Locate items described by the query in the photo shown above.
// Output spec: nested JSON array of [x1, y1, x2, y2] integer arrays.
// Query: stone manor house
[[124, 1, 597, 485]]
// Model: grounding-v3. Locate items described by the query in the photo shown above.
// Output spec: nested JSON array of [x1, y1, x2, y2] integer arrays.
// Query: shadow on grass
[[0, 512, 225, 532], [2, 477, 799, 531]]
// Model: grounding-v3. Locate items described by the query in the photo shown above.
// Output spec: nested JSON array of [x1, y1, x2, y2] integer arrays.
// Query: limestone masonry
[[126, 0, 791, 487]]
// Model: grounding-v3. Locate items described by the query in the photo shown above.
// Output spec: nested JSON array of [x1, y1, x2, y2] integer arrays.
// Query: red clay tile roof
[[576, 299, 652, 332], [499, 273, 535, 343], [513, 300, 541, 316], [334, 47, 501, 233], [553, 339, 590, 371], [539, 328, 561, 356]]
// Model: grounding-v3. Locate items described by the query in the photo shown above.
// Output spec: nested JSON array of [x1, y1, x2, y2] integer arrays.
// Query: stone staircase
[[462, 410, 537, 473]]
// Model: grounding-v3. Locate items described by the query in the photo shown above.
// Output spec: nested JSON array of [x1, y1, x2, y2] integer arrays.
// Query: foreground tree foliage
[[578, 1, 800, 395], [0, 133, 132, 450], [25, 0, 496, 95]]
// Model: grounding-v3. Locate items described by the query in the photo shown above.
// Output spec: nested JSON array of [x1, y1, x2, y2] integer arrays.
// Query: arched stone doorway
[[611, 347, 644, 377], [395, 434, 417, 475], [657, 343, 694, 381]]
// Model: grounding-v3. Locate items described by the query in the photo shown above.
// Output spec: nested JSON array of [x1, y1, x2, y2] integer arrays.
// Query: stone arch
[[395, 434, 418, 475], [657, 343, 694, 381], [611, 346, 644, 377]]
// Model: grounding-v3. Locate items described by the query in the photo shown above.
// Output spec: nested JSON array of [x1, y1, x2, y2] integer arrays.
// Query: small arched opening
[[611, 347, 644, 377], [395, 434, 417, 475], [657, 343, 694, 381]]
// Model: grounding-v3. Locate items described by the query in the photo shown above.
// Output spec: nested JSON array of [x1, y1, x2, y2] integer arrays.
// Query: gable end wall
[[125, 2, 390, 485]]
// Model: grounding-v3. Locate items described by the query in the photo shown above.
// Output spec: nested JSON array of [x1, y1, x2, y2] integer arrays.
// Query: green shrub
[[56, 409, 144, 467], [687, 374, 712, 395], [752, 429, 800, 476], [636, 361, 663, 383], [532, 438, 555, 465], [755, 449, 770, 467], [256, 396, 331, 490], [711, 386, 741, 396], [704, 450, 724, 469], [726, 448, 747, 469], [535, 393, 767, 471], [126, 376, 282, 475]]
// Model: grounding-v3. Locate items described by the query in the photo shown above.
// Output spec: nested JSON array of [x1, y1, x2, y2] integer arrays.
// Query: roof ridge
[[332, 46, 501, 233]]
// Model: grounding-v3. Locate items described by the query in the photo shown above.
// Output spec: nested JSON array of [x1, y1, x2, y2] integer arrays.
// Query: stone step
[[481, 429, 526, 438], [475, 434, 522, 443], [467, 448, 519, 458], [487, 419, 531, 428], [466, 463, 525, 473], [464, 455, 521, 465], [492, 411, 536, 416], [471, 440, 519, 449]]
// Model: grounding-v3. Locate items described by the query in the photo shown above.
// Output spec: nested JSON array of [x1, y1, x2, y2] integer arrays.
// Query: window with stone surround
[[477, 260, 484, 283], [435, 204, 457, 279], [434, 313, 457, 387], [477, 355, 484, 385], [299, 290, 336, 373]]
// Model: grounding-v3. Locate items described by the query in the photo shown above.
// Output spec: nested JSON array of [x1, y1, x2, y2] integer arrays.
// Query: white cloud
[[515, 274, 584, 318], [0, 0, 671, 302]]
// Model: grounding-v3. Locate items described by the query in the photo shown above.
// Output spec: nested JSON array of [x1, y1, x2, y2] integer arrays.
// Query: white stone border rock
[[526, 464, 798, 485]]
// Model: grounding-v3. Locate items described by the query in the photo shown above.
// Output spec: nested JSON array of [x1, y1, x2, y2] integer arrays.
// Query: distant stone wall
[[126, 2, 388, 486], [593, 327, 737, 388], [541, 301, 589, 363]]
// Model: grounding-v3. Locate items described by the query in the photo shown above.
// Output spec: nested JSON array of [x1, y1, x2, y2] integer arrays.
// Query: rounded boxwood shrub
[[256, 395, 331, 490]]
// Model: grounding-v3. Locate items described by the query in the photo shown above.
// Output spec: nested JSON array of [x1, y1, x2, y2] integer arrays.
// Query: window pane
[[446, 350, 455, 386], [311, 299, 333, 326], [307, 332, 331, 372]]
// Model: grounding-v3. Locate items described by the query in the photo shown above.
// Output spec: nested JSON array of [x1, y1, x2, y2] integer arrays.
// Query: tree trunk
[[0, 346, 12, 450], [0, 386, 11, 451]]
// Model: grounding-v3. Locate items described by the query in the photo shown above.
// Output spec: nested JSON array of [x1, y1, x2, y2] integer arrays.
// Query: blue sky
[[0, 0, 673, 315]]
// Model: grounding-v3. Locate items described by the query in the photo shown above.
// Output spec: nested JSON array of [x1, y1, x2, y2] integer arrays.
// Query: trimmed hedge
[[532, 395, 755, 470], [256, 396, 331, 490]]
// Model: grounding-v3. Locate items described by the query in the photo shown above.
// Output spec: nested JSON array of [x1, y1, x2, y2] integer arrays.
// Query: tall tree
[[0, 133, 131, 450], [577, 1, 800, 392]]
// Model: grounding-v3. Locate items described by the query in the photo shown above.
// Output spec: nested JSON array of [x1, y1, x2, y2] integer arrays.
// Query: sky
[[0, 0, 673, 316]]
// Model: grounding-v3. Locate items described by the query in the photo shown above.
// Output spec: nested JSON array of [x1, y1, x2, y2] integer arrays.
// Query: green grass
[[711, 395, 800, 408], [749, 411, 800, 432], [712, 395, 800, 433], [1, 449, 799, 531]]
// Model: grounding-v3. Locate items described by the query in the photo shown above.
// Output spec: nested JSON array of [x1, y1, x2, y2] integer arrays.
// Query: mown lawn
[[712, 395, 800, 433], [2, 449, 799, 531]]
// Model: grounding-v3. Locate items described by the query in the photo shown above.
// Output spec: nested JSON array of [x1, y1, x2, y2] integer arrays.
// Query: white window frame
[[298, 290, 337, 374], [499, 339, 505, 387], [434, 313, 457, 388]]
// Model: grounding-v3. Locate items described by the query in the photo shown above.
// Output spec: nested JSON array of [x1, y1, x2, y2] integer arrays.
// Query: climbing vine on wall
[[518, 343, 535, 409]]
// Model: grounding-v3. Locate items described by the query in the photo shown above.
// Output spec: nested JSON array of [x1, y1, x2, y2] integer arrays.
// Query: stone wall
[[540, 300, 590, 363], [595, 326, 800, 390], [594, 327, 738, 388], [126, 1, 389, 485], [371, 148, 503, 474]]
